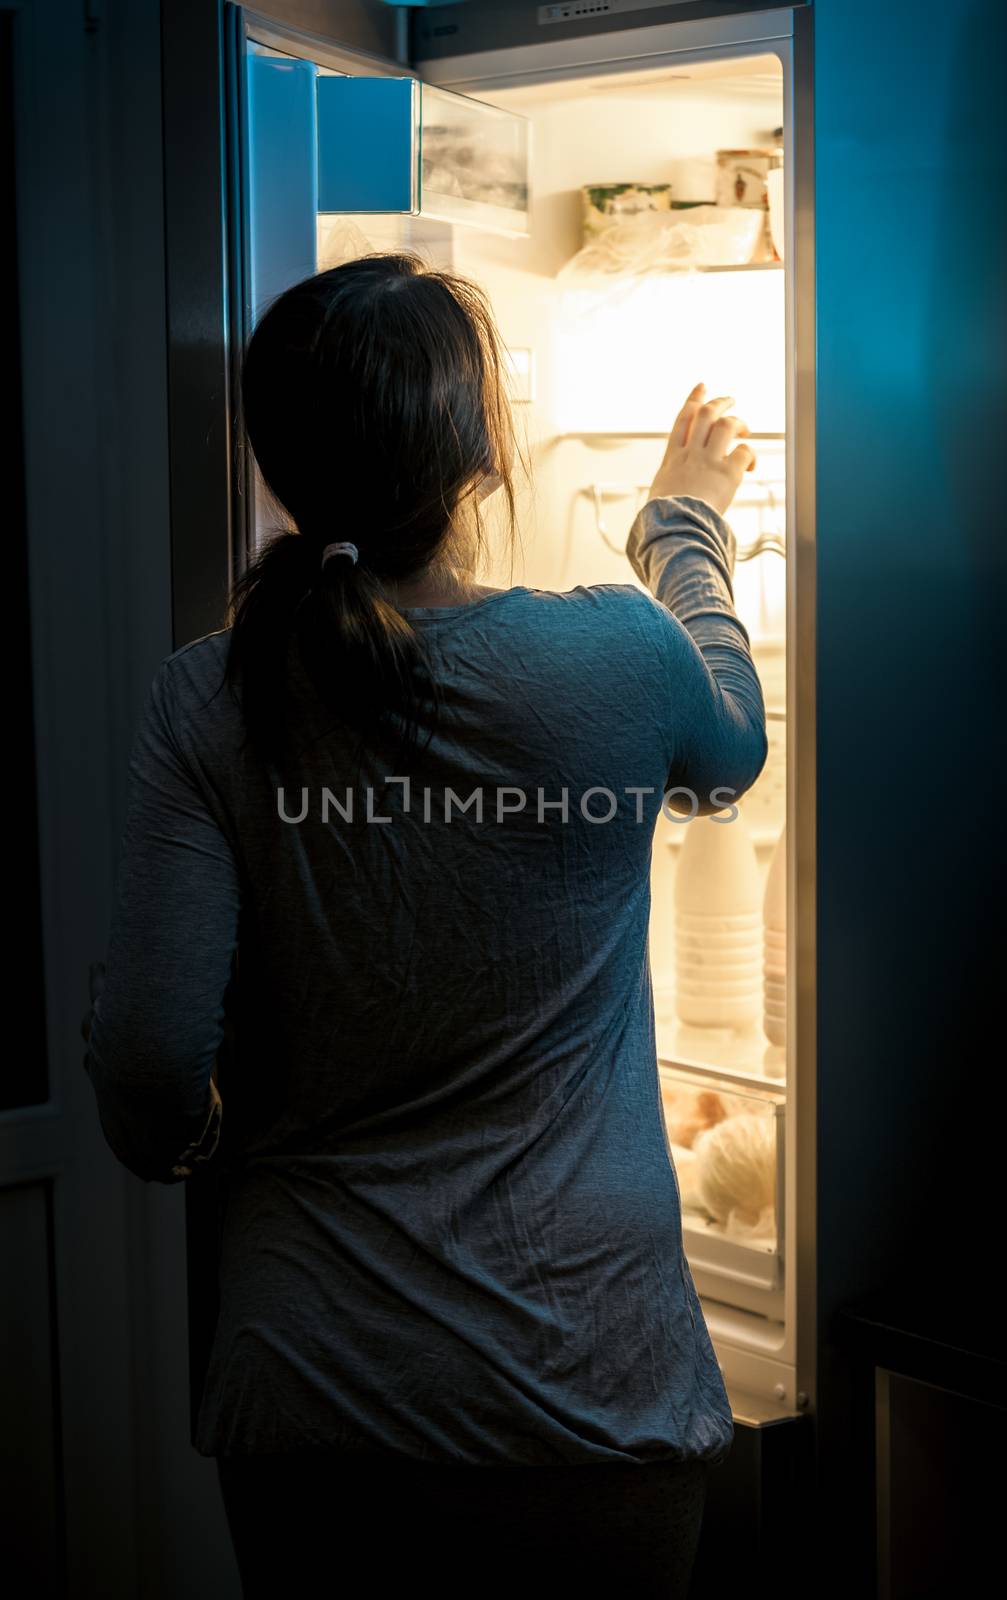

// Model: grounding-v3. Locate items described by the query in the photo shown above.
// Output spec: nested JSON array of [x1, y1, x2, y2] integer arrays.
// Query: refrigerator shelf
[[663, 821, 784, 850], [560, 430, 786, 442], [696, 261, 783, 274], [656, 1048, 786, 1096], [557, 262, 784, 281]]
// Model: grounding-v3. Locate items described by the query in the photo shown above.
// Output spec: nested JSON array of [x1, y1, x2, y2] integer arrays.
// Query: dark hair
[[225, 253, 517, 769]]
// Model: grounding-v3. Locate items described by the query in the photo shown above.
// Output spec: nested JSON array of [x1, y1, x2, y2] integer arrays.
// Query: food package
[[557, 205, 764, 280], [581, 182, 672, 242], [693, 1111, 776, 1236]]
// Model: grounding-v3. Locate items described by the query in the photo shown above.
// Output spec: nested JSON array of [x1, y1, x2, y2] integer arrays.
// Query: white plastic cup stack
[[763, 825, 787, 1076], [674, 811, 763, 1029]]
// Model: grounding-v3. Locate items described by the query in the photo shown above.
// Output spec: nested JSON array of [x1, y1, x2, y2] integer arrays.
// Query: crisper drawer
[[659, 1063, 785, 1323]]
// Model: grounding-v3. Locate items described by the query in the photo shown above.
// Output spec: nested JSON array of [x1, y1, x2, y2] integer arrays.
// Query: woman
[[84, 253, 766, 1596]]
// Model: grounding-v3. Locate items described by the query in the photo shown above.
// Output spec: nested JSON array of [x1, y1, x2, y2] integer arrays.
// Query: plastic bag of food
[[557, 205, 764, 281], [693, 1111, 776, 1236]]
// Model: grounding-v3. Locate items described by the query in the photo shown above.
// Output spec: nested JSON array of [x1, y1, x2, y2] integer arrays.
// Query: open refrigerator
[[224, 0, 815, 1467]]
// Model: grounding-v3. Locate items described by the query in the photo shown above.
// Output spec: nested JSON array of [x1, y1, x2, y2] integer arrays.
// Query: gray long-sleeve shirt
[[85, 494, 767, 1464]]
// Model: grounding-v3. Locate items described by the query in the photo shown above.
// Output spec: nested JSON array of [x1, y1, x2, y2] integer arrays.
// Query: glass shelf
[[557, 261, 783, 282], [695, 261, 782, 273], [657, 1050, 784, 1094], [559, 430, 786, 441]]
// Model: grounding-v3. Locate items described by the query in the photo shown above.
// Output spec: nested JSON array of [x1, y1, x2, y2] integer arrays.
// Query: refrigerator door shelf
[[316, 75, 530, 237]]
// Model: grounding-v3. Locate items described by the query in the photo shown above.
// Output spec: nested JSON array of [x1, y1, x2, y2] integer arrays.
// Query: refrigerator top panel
[[415, 3, 795, 67]]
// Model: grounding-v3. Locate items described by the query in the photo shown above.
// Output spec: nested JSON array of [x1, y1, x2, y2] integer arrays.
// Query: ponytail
[[225, 525, 436, 769]]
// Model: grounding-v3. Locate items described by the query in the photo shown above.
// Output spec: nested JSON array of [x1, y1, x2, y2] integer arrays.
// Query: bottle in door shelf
[[673, 810, 762, 1031], [763, 824, 787, 1078]]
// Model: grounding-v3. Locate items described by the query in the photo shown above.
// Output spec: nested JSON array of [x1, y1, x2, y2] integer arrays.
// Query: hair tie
[[320, 541, 359, 570]]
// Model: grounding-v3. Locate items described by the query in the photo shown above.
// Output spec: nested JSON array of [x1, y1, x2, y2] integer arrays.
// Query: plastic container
[[581, 182, 672, 242]]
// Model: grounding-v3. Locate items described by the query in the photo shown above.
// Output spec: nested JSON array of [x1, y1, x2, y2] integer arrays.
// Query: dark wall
[[811, 5, 1006, 1576], [814, 0, 1004, 1363]]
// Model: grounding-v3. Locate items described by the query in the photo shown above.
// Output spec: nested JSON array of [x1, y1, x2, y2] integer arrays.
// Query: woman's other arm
[[83, 659, 241, 1183]]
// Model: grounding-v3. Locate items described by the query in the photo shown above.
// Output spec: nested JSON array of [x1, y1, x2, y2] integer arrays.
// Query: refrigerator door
[[244, 49, 319, 322], [316, 75, 419, 214], [316, 75, 530, 235]]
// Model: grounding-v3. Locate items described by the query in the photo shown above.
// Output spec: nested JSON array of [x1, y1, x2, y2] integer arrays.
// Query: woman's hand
[[648, 382, 757, 517]]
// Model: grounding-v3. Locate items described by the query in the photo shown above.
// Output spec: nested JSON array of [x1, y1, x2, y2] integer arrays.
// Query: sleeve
[[83, 659, 241, 1184], [626, 494, 769, 813]]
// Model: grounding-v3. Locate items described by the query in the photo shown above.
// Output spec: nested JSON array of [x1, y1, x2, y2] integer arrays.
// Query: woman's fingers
[[670, 382, 707, 447], [706, 415, 750, 457], [728, 440, 757, 476], [695, 396, 736, 447], [666, 386, 755, 497]]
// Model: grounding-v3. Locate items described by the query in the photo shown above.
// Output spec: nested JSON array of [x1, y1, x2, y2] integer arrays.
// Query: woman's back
[[85, 257, 767, 1489], [93, 492, 764, 1466]]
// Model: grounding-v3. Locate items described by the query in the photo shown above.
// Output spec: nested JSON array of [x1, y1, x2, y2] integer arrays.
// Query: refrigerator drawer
[[683, 1214, 780, 1294], [686, 1213, 784, 1322], [661, 1062, 785, 1319]]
